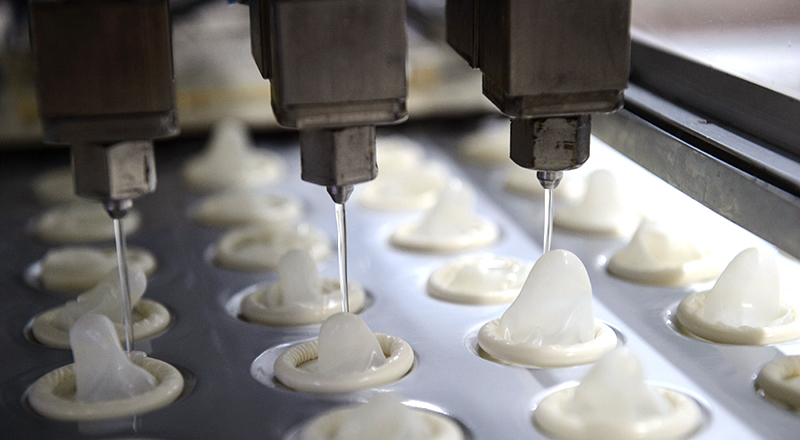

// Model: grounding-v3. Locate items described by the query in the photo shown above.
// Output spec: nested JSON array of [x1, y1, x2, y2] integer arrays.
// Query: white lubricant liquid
[[112, 217, 134, 354], [335, 202, 350, 313]]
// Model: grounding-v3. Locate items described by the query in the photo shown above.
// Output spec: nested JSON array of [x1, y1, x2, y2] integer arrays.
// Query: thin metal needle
[[113, 216, 134, 354], [537, 170, 561, 255], [335, 202, 350, 313], [543, 187, 554, 254]]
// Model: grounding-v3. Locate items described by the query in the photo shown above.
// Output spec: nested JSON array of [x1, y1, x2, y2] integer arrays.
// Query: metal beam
[[594, 86, 800, 259]]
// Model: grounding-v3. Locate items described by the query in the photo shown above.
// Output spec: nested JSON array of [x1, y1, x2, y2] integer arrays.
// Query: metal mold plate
[[0, 122, 798, 439]]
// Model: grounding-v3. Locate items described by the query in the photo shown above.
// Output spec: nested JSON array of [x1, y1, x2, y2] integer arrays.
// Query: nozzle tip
[[327, 185, 354, 204], [104, 199, 133, 219], [536, 171, 563, 190]]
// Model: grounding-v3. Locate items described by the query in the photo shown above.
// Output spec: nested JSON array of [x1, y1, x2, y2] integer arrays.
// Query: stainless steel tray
[[1, 120, 798, 439]]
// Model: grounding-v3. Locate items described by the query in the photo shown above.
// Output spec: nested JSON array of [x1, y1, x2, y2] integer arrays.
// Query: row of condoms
[[22, 119, 800, 440]]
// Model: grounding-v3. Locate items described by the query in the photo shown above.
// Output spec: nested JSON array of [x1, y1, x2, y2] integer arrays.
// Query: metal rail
[[594, 85, 800, 259]]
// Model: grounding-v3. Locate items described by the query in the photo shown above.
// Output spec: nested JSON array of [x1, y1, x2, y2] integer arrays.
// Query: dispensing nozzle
[[70, 141, 156, 354], [299, 126, 377, 204], [71, 140, 156, 206], [537, 171, 563, 191], [327, 185, 354, 205], [510, 115, 592, 187], [104, 199, 134, 220]]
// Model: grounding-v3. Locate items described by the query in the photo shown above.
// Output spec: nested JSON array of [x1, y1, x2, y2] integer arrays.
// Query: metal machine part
[[594, 84, 800, 261], [445, 0, 631, 188], [3, 131, 800, 439], [28, 0, 177, 201], [249, 0, 407, 201], [71, 142, 156, 204], [28, 0, 176, 208], [298, 126, 376, 204], [509, 116, 591, 176], [28, 0, 178, 354], [28, 0, 177, 144]]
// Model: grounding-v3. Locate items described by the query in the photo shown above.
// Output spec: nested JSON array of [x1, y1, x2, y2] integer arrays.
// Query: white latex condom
[[27, 314, 184, 421], [553, 170, 639, 237], [300, 392, 463, 440], [192, 189, 302, 229], [240, 249, 365, 325], [607, 219, 722, 286], [427, 255, 532, 305], [477, 250, 617, 367], [214, 223, 331, 272], [31, 266, 171, 348], [273, 313, 414, 393], [32, 167, 81, 204], [38, 246, 157, 293], [316, 313, 388, 376], [279, 248, 325, 306], [359, 136, 447, 211], [71, 314, 157, 402], [54, 267, 147, 330], [182, 118, 283, 191], [676, 247, 800, 345], [756, 355, 800, 410], [34, 202, 141, 243], [390, 179, 499, 253], [534, 347, 704, 440]]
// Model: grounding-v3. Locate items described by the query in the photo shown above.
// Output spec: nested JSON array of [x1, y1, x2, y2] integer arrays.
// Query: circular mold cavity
[[463, 322, 626, 369], [529, 383, 712, 440], [674, 291, 800, 346], [389, 219, 503, 255], [662, 300, 772, 345], [185, 190, 305, 231], [281, 400, 474, 440], [595, 250, 718, 293], [203, 242, 260, 274], [224, 283, 375, 326], [209, 224, 331, 273], [426, 255, 532, 305], [30, 204, 142, 244], [22, 362, 196, 421], [663, 301, 703, 343], [24, 248, 159, 295], [251, 340, 418, 395]]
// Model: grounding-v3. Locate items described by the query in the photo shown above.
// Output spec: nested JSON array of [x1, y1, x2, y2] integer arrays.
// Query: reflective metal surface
[[71, 141, 157, 203], [250, 0, 407, 201], [445, 0, 630, 202], [594, 85, 800, 260], [0, 122, 799, 439], [28, 0, 177, 144]]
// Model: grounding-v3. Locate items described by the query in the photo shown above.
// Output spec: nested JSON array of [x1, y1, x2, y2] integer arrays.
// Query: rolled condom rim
[[533, 384, 704, 440], [273, 333, 414, 393], [27, 356, 183, 421], [676, 291, 800, 345], [240, 279, 366, 326], [300, 402, 464, 440], [477, 318, 618, 368], [31, 299, 171, 349]]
